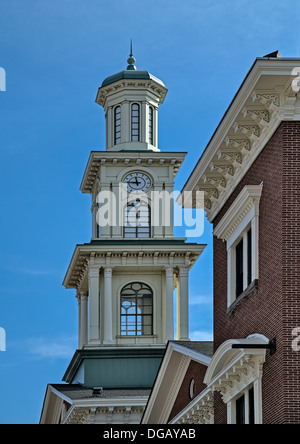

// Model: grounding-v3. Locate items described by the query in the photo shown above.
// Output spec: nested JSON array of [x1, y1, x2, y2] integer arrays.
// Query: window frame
[[123, 199, 151, 239], [131, 103, 140, 142], [114, 105, 121, 145], [149, 105, 154, 145], [120, 282, 154, 336], [232, 385, 255, 425], [213, 185, 263, 308]]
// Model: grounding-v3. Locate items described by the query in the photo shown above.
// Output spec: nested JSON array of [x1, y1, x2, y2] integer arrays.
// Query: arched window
[[124, 199, 151, 238], [114, 106, 121, 145], [121, 282, 153, 336], [149, 106, 153, 145], [131, 103, 140, 141]]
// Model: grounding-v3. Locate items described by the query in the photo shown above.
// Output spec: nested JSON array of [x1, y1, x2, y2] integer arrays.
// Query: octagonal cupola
[[95, 47, 168, 152]]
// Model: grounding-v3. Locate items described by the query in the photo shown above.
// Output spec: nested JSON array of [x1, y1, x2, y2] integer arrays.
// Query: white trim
[[213, 185, 263, 306], [180, 58, 300, 222], [169, 342, 212, 366], [142, 341, 212, 424], [203, 334, 268, 425], [213, 185, 263, 246]]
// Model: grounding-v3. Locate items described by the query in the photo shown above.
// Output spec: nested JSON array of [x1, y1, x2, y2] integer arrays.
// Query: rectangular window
[[235, 227, 253, 299], [235, 238, 244, 298], [234, 387, 255, 424], [149, 106, 153, 145], [248, 387, 255, 425], [236, 394, 245, 424], [131, 104, 140, 142], [247, 227, 252, 287], [114, 106, 121, 145], [213, 184, 263, 308]]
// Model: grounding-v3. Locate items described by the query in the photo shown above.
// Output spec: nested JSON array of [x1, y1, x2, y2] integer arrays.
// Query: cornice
[[181, 58, 300, 223], [63, 242, 206, 290], [80, 151, 187, 194], [213, 184, 263, 242], [96, 77, 168, 108]]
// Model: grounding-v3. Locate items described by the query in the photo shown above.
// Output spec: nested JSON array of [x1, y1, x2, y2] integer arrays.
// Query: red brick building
[[144, 53, 300, 424]]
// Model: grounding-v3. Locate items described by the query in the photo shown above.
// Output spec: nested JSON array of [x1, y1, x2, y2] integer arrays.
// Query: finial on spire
[[127, 39, 136, 70]]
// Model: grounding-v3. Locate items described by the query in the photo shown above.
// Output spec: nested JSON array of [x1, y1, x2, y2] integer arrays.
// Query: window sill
[[116, 335, 158, 339], [227, 279, 259, 319]]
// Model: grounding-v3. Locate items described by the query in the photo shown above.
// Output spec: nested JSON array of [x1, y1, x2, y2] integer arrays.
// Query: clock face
[[123, 172, 152, 192]]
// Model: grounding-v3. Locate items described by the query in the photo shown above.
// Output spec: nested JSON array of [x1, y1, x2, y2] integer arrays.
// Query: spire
[[127, 39, 136, 70]]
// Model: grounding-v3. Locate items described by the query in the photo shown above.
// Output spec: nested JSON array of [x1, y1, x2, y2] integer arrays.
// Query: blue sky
[[0, 0, 299, 424]]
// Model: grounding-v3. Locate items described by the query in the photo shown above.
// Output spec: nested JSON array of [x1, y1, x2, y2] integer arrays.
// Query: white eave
[[63, 242, 206, 290], [181, 57, 300, 223], [80, 151, 187, 194]]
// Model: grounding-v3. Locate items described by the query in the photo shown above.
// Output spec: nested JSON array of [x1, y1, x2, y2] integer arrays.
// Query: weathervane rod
[[130, 39, 133, 57]]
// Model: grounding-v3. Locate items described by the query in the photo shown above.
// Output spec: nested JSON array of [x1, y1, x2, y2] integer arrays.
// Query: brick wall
[[168, 360, 207, 422], [212, 121, 300, 424]]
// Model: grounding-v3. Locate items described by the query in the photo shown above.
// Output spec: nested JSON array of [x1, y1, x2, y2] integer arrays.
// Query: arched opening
[[114, 105, 121, 145], [131, 103, 140, 141], [120, 282, 153, 336]]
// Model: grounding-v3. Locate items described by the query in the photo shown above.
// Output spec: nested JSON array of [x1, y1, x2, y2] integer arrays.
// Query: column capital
[[89, 267, 100, 278], [165, 267, 174, 278], [79, 291, 88, 300], [179, 267, 189, 277], [104, 267, 113, 278]]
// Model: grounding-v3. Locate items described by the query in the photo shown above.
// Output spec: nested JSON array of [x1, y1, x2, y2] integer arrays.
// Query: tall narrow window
[[247, 227, 252, 287], [124, 200, 151, 239], [131, 103, 140, 141], [121, 282, 153, 336], [149, 106, 153, 145], [248, 387, 255, 425], [234, 387, 255, 424], [114, 106, 121, 145], [235, 238, 244, 298], [236, 394, 245, 424]]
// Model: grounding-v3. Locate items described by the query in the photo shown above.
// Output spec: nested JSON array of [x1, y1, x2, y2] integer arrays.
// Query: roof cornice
[[80, 151, 187, 194], [63, 242, 206, 290], [181, 57, 300, 222]]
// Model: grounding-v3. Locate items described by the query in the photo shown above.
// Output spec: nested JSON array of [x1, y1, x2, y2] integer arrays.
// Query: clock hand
[[128, 179, 141, 186]]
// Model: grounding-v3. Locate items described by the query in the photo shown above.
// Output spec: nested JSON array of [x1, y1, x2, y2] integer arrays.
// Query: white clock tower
[[40, 49, 205, 424]]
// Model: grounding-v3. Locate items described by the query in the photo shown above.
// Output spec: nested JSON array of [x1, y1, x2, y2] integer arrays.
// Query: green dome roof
[[101, 69, 165, 88], [101, 45, 165, 88]]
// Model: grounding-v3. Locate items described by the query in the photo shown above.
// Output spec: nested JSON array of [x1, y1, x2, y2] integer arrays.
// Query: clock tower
[[40, 50, 205, 424]]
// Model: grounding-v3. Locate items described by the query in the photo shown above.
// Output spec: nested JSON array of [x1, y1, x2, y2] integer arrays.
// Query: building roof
[[101, 69, 166, 88], [141, 340, 213, 424], [50, 384, 151, 401], [171, 340, 214, 357], [180, 56, 300, 222]]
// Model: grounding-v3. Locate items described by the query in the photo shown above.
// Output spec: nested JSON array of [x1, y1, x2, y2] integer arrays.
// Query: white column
[[165, 267, 174, 342], [77, 292, 81, 349], [80, 292, 88, 348], [152, 184, 164, 238], [88, 266, 100, 344], [103, 267, 114, 344], [107, 106, 113, 149], [141, 101, 147, 143], [164, 184, 175, 238], [178, 267, 190, 341], [122, 101, 130, 143], [153, 106, 158, 148]]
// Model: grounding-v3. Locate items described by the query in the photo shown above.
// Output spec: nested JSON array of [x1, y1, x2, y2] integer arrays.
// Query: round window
[[189, 379, 195, 399]]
